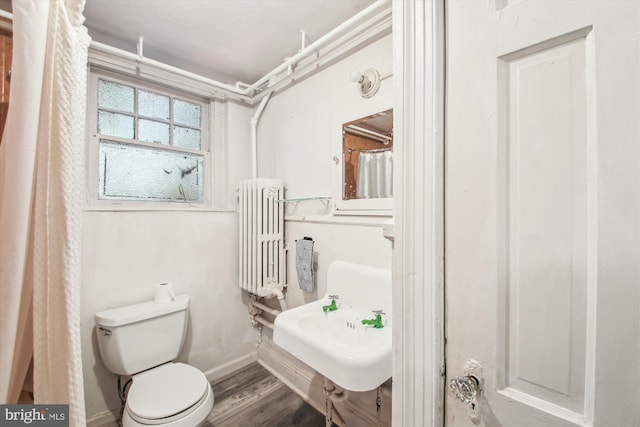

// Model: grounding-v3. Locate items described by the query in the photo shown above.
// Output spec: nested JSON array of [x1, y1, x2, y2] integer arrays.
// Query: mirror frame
[[332, 94, 393, 215]]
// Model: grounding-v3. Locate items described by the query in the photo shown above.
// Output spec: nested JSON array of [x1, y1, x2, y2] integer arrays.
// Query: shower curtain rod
[[345, 125, 391, 144], [348, 147, 392, 154], [0, 9, 11, 31]]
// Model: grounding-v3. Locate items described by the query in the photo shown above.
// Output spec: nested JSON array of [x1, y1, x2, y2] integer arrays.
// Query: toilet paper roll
[[155, 282, 176, 303]]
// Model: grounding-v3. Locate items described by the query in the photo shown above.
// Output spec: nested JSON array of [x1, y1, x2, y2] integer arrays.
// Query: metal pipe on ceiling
[[243, 0, 391, 96], [0, 0, 391, 101], [90, 40, 249, 97]]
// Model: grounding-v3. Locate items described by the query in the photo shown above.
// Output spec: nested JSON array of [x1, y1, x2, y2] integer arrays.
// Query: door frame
[[392, 0, 446, 426], [404, 2, 640, 426]]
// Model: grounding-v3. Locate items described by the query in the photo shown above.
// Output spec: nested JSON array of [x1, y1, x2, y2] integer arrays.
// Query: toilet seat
[[126, 363, 211, 424]]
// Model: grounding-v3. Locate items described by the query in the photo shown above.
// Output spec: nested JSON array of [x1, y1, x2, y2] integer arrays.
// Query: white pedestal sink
[[273, 261, 391, 392]]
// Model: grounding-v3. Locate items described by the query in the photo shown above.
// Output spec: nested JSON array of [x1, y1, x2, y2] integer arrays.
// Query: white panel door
[[445, 1, 639, 426]]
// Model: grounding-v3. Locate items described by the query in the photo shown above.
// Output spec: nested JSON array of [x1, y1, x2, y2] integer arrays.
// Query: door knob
[[450, 358, 483, 421], [450, 374, 480, 405]]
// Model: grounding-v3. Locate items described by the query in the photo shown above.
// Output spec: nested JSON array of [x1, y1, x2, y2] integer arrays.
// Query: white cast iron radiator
[[238, 178, 286, 298]]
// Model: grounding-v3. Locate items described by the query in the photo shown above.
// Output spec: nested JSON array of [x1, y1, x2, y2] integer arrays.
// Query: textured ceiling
[[83, 0, 376, 85]]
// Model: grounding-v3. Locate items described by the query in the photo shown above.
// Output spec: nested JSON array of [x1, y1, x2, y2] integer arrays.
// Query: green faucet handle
[[361, 313, 384, 329], [322, 299, 338, 312]]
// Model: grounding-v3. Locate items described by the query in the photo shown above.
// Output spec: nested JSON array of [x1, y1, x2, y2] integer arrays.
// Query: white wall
[[81, 33, 393, 420], [258, 35, 393, 200], [257, 34, 394, 306], [222, 100, 254, 208], [283, 219, 392, 309], [81, 101, 256, 420]]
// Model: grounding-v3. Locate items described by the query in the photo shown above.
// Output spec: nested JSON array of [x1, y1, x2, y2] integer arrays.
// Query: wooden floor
[[98, 362, 327, 427], [204, 362, 327, 427]]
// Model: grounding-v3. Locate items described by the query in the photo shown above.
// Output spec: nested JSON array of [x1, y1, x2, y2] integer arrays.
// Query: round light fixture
[[350, 68, 381, 98]]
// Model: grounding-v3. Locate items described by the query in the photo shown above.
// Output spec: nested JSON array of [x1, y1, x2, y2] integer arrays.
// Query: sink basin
[[273, 261, 391, 392]]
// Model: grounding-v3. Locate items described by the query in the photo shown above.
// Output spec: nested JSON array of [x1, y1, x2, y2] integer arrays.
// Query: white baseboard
[[203, 351, 258, 382], [86, 408, 118, 427]]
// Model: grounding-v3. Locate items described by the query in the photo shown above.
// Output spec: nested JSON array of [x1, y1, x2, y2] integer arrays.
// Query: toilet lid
[[127, 363, 209, 420]]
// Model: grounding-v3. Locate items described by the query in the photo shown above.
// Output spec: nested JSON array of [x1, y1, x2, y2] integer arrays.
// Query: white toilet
[[95, 295, 214, 426]]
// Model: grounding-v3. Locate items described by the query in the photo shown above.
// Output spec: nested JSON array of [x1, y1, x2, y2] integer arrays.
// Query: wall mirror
[[332, 98, 393, 215], [342, 109, 393, 200]]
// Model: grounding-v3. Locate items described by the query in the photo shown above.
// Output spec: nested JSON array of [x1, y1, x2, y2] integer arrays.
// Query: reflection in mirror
[[342, 109, 393, 200]]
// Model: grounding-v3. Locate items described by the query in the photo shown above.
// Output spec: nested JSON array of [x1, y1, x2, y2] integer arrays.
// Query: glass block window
[[92, 76, 208, 204]]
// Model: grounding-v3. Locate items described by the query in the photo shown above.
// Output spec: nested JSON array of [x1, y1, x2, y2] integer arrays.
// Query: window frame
[[86, 69, 213, 209]]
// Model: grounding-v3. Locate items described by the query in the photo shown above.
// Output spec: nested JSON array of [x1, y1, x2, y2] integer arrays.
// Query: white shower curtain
[[0, 1, 90, 425], [357, 150, 393, 199]]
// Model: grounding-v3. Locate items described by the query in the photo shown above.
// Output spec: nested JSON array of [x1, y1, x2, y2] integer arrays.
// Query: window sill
[[83, 205, 236, 213]]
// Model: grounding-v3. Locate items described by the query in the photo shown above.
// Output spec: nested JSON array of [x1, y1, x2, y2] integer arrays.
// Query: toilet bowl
[[122, 363, 214, 427], [95, 295, 214, 426]]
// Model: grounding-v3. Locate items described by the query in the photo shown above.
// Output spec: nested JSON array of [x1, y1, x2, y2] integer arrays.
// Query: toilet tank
[[95, 295, 190, 376]]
